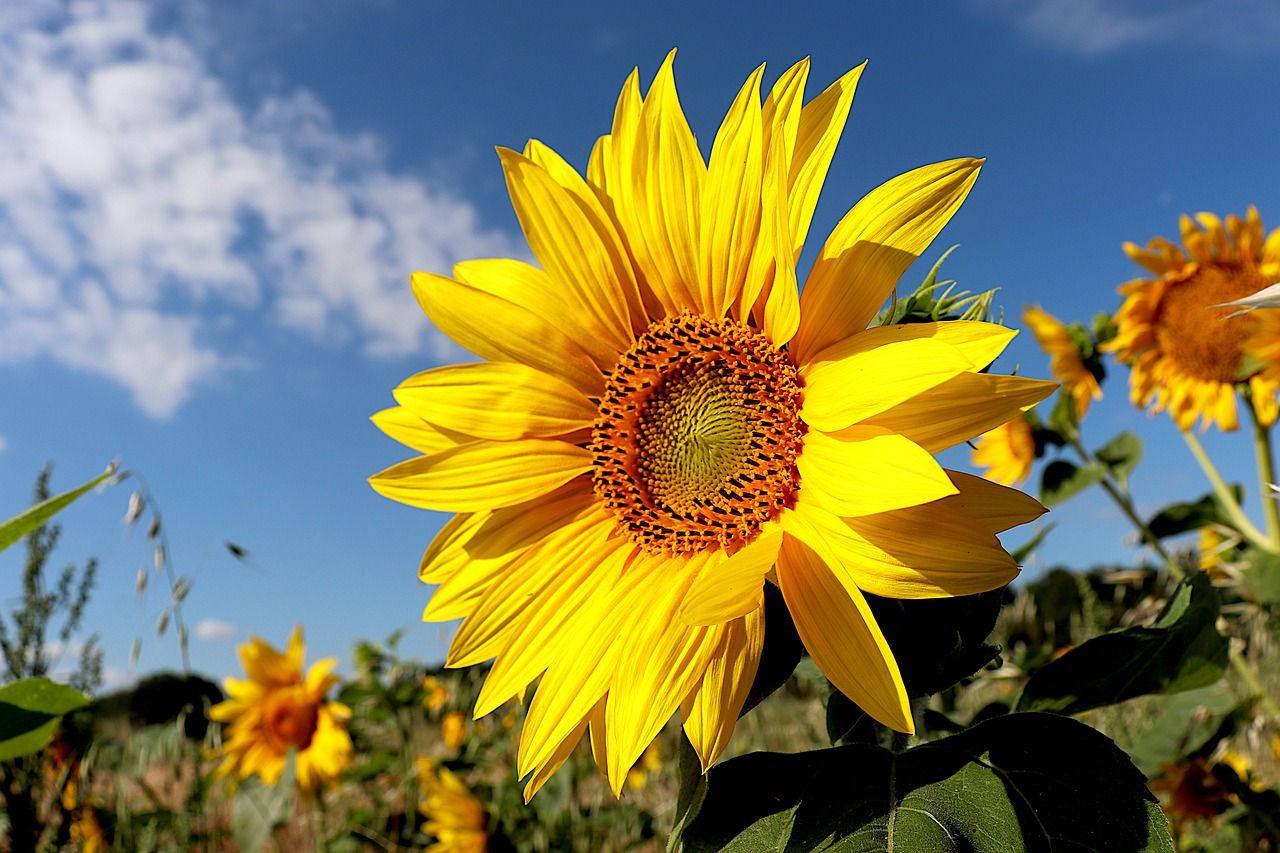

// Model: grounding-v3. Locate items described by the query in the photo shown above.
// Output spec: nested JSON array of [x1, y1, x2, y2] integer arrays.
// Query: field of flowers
[[5, 51, 1280, 853]]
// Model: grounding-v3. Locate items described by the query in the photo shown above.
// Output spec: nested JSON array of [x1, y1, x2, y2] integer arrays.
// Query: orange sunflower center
[[261, 687, 319, 753], [1154, 261, 1267, 383], [590, 314, 805, 555]]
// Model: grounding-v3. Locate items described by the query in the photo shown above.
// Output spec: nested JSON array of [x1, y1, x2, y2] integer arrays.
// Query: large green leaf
[[0, 464, 115, 554], [0, 677, 91, 760], [1095, 431, 1142, 487], [1146, 488, 1242, 540], [1040, 459, 1104, 506], [1123, 684, 1240, 778], [675, 713, 1172, 852], [232, 754, 296, 852], [1015, 572, 1228, 714]]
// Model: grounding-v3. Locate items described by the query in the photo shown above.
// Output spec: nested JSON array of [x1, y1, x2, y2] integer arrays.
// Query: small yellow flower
[[1023, 306, 1101, 419], [442, 710, 466, 751], [209, 626, 354, 792], [422, 675, 452, 713], [1105, 208, 1280, 431], [417, 759, 488, 853], [971, 416, 1035, 486]]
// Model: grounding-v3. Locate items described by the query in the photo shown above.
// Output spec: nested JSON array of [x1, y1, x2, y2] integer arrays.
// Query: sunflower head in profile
[[1023, 306, 1102, 420], [416, 759, 489, 853], [1105, 208, 1280, 431], [971, 414, 1036, 486], [209, 626, 353, 792], [371, 51, 1055, 799]]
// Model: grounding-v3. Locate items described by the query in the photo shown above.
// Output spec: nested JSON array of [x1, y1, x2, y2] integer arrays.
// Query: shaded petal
[[411, 271, 603, 394], [394, 362, 596, 440], [776, 535, 912, 732], [800, 336, 973, 431], [797, 427, 957, 517], [943, 470, 1047, 534], [793, 158, 983, 364], [370, 406, 471, 456], [522, 716, 590, 803], [680, 531, 782, 625], [680, 605, 764, 771], [859, 372, 1057, 453], [369, 439, 592, 513]]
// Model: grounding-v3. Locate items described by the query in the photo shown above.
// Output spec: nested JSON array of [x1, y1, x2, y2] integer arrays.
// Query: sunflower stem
[[1066, 435, 1182, 579], [1181, 430, 1277, 553], [1246, 399, 1280, 550]]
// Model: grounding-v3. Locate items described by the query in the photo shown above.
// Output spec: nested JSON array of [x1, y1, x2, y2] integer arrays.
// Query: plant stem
[[1247, 399, 1280, 550], [1180, 430, 1276, 553], [1067, 436, 1183, 579]]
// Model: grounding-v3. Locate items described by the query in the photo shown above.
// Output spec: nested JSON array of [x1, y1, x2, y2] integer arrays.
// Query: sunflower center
[[262, 688, 319, 752], [1154, 261, 1266, 383], [590, 314, 804, 554]]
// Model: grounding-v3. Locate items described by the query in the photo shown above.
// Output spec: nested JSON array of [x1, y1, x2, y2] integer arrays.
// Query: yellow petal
[[760, 58, 809, 181], [787, 62, 866, 260], [793, 158, 983, 364], [806, 320, 1017, 374], [370, 406, 471, 456], [680, 606, 764, 771], [776, 535, 912, 732], [522, 717, 590, 803], [943, 470, 1047, 534], [394, 362, 596, 441], [701, 63, 765, 318], [800, 335, 973, 431], [452, 258, 623, 373], [410, 271, 604, 395], [368, 439, 592, 513], [782, 496, 1019, 599], [860, 372, 1057, 453], [679, 532, 782, 625], [419, 512, 487, 585], [797, 427, 957, 517]]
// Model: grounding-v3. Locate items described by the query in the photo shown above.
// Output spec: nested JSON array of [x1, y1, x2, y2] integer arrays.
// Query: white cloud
[[0, 434, 6, 454], [194, 617, 238, 642], [0, 0, 516, 417], [980, 0, 1280, 57]]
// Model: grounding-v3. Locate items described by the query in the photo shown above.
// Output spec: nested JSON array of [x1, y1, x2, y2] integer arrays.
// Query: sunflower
[[209, 626, 353, 792], [1106, 208, 1280, 431], [442, 710, 466, 750], [971, 415, 1036, 486], [370, 52, 1054, 798], [417, 759, 489, 853], [1023, 306, 1101, 419]]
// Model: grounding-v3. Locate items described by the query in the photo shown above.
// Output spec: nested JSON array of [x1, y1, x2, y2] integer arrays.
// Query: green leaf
[[675, 713, 1172, 852], [231, 754, 296, 852], [1039, 459, 1104, 506], [1015, 572, 1228, 714], [1096, 431, 1143, 486], [0, 677, 91, 760], [1146, 487, 1243, 540], [0, 464, 115, 554], [1240, 547, 1280, 604], [1124, 684, 1240, 777]]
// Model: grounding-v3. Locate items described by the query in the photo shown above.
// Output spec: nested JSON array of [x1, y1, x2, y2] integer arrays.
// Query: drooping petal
[[943, 470, 1047, 534], [680, 606, 764, 771], [394, 362, 596, 440], [796, 427, 957, 517], [792, 158, 984, 364], [800, 335, 973, 431], [369, 439, 592, 513], [680, 531, 782, 625], [859, 372, 1057, 453], [775, 536, 913, 732], [410, 271, 604, 394], [370, 406, 471, 455]]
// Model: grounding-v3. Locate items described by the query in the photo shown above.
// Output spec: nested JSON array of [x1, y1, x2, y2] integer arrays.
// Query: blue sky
[[2, 0, 1279, 689]]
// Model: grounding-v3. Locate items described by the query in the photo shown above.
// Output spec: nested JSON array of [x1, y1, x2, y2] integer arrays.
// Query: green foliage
[[674, 713, 1173, 852], [1123, 685, 1240, 778], [231, 755, 296, 852], [1015, 572, 1229, 714], [875, 246, 999, 328], [1040, 459, 1104, 506], [0, 677, 89, 760], [0, 463, 114, 555], [1146, 488, 1244, 540], [1096, 430, 1143, 486]]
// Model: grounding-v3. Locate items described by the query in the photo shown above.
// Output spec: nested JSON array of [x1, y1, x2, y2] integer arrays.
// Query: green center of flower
[[591, 314, 804, 554]]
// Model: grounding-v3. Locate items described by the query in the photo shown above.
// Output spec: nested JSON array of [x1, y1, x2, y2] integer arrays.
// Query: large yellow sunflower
[[370, 52, 1054, 798], [1023, 306, 1101, 419], [209, 626, 353, 792], [1106, 208, 1280, 431]]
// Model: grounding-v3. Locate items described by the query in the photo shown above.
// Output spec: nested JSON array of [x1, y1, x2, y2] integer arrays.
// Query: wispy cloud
[[0, 0, 516, 418], [194, 617, 238, 642], [978, 0, 1280, 57]]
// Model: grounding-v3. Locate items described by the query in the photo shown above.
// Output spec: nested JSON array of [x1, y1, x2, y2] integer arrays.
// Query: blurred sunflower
[[1106, 208, 1280, 431], [371, 52, 1054, 798], [442, 710, 467, 750], [210, 626, 353, 792], [1023, 306, 1101, 419], [422, 675, 452, 713], [417, 759, 488, 853], [971, 415, 1036, 486], [1150, 756, 1237, 831]]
